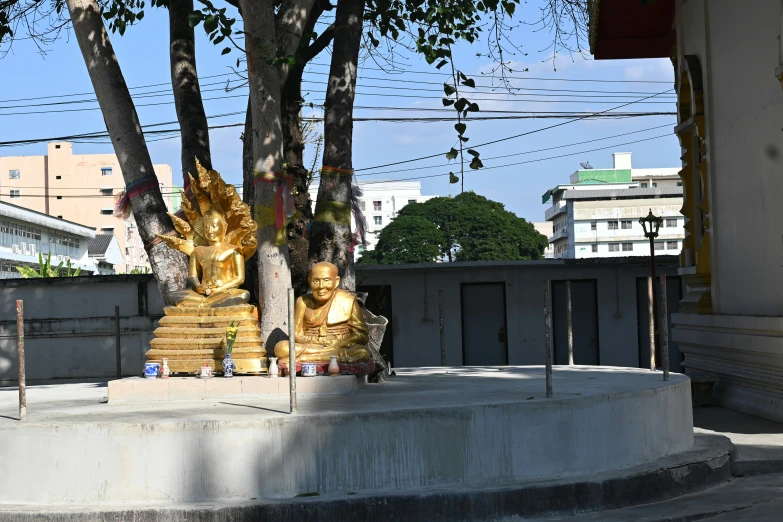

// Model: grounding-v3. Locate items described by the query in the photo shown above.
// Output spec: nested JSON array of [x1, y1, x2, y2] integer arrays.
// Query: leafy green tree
[[16, 252, 82, 278], [358, 215, 445, 265], [361, 192, 547, 265]]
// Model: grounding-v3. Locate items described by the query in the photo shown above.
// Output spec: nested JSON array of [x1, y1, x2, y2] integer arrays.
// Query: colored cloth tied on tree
[[113, 175, 159, 220], [253, 170, 298, 245]]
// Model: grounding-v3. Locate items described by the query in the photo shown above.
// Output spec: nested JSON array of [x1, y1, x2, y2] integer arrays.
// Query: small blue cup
[[144, 362, 160, 378]]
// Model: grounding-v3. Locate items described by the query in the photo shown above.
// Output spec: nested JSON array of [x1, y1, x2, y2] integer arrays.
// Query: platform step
[[153, 325, 261, 338]]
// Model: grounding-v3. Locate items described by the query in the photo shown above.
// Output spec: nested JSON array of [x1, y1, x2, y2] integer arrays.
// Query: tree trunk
[[169, 0, 212, 188], [276, 0, 318, 297], [307, 0, 364, 291], [66, 0, 188, 303], [240, 0, 293, 348], [241, 97, 260, 306]]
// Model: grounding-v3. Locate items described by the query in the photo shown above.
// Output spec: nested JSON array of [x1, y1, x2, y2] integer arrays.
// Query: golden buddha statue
[[146, 162, 266, 374], [275, 261, 371, 366]]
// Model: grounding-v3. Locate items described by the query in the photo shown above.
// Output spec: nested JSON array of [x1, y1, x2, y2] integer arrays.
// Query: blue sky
[[0, 2, 679, 222]]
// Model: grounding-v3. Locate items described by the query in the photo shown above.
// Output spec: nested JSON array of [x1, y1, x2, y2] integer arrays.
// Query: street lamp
[[639, 209, 664, 369]]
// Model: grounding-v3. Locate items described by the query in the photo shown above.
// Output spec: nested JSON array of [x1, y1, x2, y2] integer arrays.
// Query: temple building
[[590, 0, 783, 421]]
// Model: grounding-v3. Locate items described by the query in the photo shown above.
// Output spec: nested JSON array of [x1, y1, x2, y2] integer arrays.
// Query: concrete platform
[[0, 366, 694, 515], [108, 375, 365, 402]]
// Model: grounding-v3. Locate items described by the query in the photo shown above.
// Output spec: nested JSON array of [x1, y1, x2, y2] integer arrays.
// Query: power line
[[354, 89, 674, 172], [353, 123, 674, 178], [358, 133, 673, 186]]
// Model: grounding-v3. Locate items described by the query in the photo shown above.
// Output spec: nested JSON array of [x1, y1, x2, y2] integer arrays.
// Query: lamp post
[[639, 209, 664, 369]]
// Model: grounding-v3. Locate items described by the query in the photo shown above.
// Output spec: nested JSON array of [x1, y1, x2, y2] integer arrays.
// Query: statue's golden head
[[203, 209, 227, 244], [309, 261, 340, 304]]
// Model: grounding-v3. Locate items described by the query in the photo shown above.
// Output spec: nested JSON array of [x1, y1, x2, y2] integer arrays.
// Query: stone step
[[158, 315, 258, 328], [149, 337, 263, 350], [162, 304, 257, 317], [153, 325, 261, 338]]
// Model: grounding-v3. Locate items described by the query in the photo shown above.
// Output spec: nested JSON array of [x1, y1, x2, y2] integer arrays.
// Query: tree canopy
[[358, 192, 548, 265]]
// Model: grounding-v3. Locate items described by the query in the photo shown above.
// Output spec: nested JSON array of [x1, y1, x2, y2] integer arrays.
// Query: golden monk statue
[[146, 162, 266, 374], [275, 262, 371, 364]]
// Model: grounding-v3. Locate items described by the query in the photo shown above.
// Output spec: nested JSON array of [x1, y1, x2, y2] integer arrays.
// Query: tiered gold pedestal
[[146, 304, 267, 374]]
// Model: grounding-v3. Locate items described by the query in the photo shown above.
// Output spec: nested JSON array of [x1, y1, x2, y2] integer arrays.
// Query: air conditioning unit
[[29, 245, 36, 256], [11, 245, 20, 254], [20, 242, 27, 255]]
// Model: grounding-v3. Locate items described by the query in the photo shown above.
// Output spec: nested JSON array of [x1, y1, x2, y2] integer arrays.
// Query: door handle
[[498, 327, 506, 343]]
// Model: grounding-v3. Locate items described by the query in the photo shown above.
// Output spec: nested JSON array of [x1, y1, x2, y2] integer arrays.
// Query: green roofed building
[[541, 152, 683, 259]]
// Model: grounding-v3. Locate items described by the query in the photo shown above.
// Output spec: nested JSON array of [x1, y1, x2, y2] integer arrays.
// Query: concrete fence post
[[288, 289, 297, 415], [648, 276, 656, 371], [439, 290, 445, 366], [660, 275, 670, 381], [543, 280, 553, 398], [115, 305, 122, 379], [16, 300, 26, 422]]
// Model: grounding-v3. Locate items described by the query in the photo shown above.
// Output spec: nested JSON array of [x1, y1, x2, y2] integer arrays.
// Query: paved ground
[[0, 366, 685, 424]]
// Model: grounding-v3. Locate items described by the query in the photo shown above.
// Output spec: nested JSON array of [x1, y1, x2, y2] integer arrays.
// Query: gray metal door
[[461, 283, 508, 366], [552, 280, 600, 365]]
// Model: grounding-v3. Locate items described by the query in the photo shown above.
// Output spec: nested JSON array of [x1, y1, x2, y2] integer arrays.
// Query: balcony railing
[[545, 200, 566, 220]]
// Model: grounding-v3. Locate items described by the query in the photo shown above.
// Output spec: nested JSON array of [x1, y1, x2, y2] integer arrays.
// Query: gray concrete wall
[[356, 258, 680, 370], [0, 275, 161, 385]]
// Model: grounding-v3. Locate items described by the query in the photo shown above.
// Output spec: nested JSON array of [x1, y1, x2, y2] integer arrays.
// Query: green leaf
[[503, 1, 516, 16], [454, 122, 467, 135], [459, 136, 469, 143], [204, 15, 219, 33], [442, 98, 455, 107], [449, 172, 460, 184], [137, 11, 144, 20], [469, 157, 484, 169], [467, 102, 480, 112], [454, 98, 468, 112], [467, 149, 480, 157], [443, 83, 456, 96], [458, 71, 468, 82], [446, 148, 459, 160], [435, 60, 448, 69], [460, 78, 476, 88], [188, 12, 203, 28], [221, 47, 231, 55]]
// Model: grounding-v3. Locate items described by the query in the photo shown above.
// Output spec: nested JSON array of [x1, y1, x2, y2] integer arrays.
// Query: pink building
[[0, 142, 174, 273]]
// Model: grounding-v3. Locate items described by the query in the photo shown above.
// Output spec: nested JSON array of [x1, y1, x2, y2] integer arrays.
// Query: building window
[[55, 144, 61, 149], [56, 196, 63, 200], [101, 226, 114, 232], [590, 221, 596, 231], [666, 218, 677, 227], [101, 167, 113, 176], [101, 208, 113, 215], [9, 169, 20, 179], [408, 199, 416, 205], [9, 189, 20, 199], [641, 183, 648, 188], [373, 201, 382, 211], [654, 242, 664, 251], [622, 243, 633, 252], [100, 188, 113, 195], [667, 241, 678, 250], [591, 244, 598, 253], [621, 220, 632, 230], [677, 182, 683, 187], [652, 182, 658, 188], [374, 216, 382, 226], [608, 221, 619, 230], [56, 175, 62, 180], [608, 243, 619, 252], [57, 215, 62, 219], [359, 201, 365, 211]]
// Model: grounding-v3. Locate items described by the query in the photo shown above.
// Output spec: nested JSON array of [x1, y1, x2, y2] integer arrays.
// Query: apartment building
[[542, 152, 684, 259], [309, 180, 437, 259], [0, 142, 174, 272]]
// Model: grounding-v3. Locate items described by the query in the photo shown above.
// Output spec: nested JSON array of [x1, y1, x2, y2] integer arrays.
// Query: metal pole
[[438, 290, 445, 366], [16, 300, 26, 422], [660, 274, 670, 381], [650, 235, 660, 368], [543, 280, 553, 398], [288, 289, 297, 415], [647, 276, 656, 371], [566, 280, 574, 366], [114, 305, 122, 379]]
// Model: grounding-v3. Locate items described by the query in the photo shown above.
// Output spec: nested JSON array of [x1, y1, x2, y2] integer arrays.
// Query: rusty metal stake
[[660, 275, 670, 381], [16, 300, 26, 421], [648, 276, 656, 371], [288, 288, 297, 415], [115, 306, 122, 379], [566, 280, 574, 366], [439, 290, 445, 366], [543, 280, 553, 398]]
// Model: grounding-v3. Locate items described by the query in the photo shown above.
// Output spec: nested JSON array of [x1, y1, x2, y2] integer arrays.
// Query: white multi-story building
[[542, 153, 684, 259], [309, 180, 437, 259], [532, 222, 555, 258]]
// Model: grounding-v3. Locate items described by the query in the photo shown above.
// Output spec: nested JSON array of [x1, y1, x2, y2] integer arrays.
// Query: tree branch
[[302, 22, 334, 63]]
